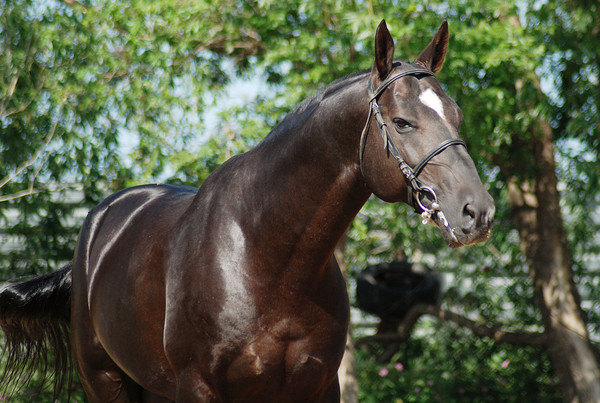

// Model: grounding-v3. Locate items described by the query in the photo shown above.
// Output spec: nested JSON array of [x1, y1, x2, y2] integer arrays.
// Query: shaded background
[[1, 0, 598, 400]]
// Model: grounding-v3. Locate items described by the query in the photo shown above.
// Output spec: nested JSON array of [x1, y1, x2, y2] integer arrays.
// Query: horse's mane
[[289, 60, 412, 118], [295, 70, 369, 114], [263, 61, 409, 142], [261, 69, 370, 143]]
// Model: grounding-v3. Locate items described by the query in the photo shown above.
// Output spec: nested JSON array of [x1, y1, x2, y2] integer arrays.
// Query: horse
[[0, 20, 494, 402]]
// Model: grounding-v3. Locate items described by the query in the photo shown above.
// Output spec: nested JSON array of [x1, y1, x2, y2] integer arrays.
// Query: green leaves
[[2, 0, 599, 399]]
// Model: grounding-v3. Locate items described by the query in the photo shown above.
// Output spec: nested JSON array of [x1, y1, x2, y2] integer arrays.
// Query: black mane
[[261, 69, 369, 143], [263, 61, 411, 143]]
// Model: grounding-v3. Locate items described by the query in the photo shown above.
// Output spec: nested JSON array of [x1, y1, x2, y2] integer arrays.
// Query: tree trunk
[[506, 119, 600, 402], [338, 333, 359, 403], [334, 242, 359, 403]]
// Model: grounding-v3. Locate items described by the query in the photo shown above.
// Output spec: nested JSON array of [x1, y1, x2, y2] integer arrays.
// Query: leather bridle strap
[[413, 138, 467, 178], [359, 67, 467, 219]]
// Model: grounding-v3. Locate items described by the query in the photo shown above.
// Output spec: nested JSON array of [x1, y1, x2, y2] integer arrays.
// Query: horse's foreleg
[[163, 312, 221, 401]]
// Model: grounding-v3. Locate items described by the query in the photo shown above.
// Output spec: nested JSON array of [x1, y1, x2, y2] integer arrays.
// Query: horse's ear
[[414, 21, 449, 73], [372, 20, 395, 80]]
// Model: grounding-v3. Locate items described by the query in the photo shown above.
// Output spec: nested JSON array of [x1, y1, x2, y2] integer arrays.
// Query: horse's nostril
[[463, 203, 476, 221]]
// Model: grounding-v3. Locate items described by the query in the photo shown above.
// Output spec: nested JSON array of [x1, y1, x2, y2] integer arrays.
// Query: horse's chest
[[223, 319, 345, 399]]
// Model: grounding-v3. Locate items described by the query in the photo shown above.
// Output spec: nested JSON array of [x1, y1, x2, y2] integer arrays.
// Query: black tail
[[0, 263, 72, 399]]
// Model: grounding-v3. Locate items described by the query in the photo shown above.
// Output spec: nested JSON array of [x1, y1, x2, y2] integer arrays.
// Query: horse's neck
[[191, 77, 371, 283], [244, 79, 371, 273]]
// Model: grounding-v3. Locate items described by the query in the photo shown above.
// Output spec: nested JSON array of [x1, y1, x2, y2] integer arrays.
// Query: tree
[[447, 3, 600, 399], [1, 0, 599, 401], [344, 2, 600, 401], [0, 0, 228, 276]]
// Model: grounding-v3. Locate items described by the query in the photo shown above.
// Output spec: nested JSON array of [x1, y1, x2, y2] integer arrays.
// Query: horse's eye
[[393, 118, 412, 132]]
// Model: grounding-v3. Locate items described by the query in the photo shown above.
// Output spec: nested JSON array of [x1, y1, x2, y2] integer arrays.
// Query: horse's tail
[[0, 263, 72, 399]]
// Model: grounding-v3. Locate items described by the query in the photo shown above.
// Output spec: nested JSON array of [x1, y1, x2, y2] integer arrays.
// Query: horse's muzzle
[[438, 193, 495, 248]]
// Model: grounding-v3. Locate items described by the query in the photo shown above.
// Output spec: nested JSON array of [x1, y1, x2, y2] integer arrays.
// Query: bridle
[[359, 67, 466, 226]]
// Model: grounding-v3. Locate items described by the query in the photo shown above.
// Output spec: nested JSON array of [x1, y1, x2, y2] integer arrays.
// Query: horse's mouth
[[427, 210, 492, 249]]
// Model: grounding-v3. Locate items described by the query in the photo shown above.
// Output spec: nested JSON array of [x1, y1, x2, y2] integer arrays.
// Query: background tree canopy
[[1, 0, 598, 401]]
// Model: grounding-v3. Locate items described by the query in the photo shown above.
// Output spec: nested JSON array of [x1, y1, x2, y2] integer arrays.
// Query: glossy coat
[[0, 20, 494, 402]]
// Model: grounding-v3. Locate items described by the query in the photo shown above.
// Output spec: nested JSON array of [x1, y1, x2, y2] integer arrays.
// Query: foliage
[[356, 323, 561, 402], [1, 0, 598, 400], [0, 0, 222, 276]]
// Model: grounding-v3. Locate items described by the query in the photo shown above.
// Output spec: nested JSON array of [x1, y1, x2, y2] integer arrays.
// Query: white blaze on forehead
[[419, 88, 446, 121]]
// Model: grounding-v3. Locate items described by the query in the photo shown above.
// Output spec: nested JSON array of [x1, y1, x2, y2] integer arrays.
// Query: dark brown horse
[[0, 20, 494, 402]]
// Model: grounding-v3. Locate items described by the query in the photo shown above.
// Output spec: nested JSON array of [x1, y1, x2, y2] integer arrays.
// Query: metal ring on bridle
[[415, 184, 438, 213], [358, 66, 467, 218]]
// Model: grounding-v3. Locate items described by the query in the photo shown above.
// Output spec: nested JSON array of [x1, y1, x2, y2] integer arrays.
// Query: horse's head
[[360, 20, 495, 248]]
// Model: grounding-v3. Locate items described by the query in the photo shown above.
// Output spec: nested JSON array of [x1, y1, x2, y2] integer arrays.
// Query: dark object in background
[[356, 261, 441, 320]]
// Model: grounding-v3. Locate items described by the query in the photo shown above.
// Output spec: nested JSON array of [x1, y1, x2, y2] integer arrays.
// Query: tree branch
[[59, 0, 87, 12], [357, 304, 548, 348], [0, 108, 61, 201], [3, 99, 33, 117], [0, 183, 75, 203], [0, 187, 43, 202], [1, 35, 34, 118]]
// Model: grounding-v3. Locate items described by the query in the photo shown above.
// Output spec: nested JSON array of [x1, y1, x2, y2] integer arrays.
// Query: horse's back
[[71, 184, 197, 396]]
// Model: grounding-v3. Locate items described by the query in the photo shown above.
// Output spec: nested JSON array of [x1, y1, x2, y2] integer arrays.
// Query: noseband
[[359, 67, 466, 226]]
